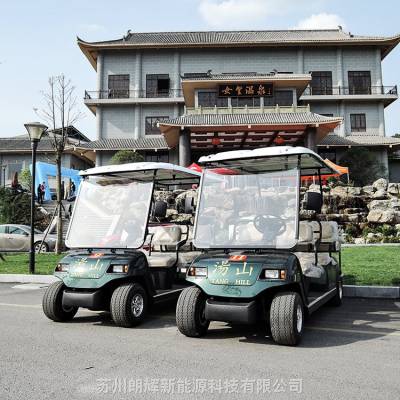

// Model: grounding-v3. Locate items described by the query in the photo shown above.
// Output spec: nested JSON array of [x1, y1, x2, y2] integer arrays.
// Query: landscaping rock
[[362, 185, 375, 196], [331, 186, 361, 197], [373, 178, 388, 191], [368, 199, 400, 211], [367, 210, 397, 224], [166, 209, 178, 218], [388, 183, 400, 196], [354, 237, 366, 245], [372, 189, 388, 200]]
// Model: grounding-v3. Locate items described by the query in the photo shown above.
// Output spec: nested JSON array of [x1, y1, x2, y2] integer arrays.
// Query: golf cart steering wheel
[[253, 215, 286, 238]]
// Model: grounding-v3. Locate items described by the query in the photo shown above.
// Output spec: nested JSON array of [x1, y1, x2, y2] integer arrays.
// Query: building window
[[144, 152, 169, 162], [231, 97, 260, 107], [348, 71, 371, 94], [320, 113, 334, 117], [146, 74, 170, 97], [145, 116, 169, 135], [310, 71, 333, 95], [197, 92, 228, 107], [350, 114, 367, 132], [264, 90, 293, 106], [108, 74, 130, 98]]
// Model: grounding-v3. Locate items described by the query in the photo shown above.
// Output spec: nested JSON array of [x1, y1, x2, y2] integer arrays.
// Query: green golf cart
[[176, 147, 343, 346], [42, 162, 201, 327]]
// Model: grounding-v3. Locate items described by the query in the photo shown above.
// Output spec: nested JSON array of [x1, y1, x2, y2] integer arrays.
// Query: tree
[[35, 75, 84, 253], [338, 147, 385, 186], [19, 168, 32, 191], [0, 187, 38, 225], [110, 150, 144, 165]]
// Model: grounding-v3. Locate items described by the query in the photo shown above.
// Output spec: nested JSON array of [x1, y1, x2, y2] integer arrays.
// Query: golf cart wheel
[[34, 241, 49, 253], [270, 292, 304, 346], [42, 281, 78, 322], [176, 286, 209, 337], [110, 282, 148, 327], [328, 279, 343, 307]]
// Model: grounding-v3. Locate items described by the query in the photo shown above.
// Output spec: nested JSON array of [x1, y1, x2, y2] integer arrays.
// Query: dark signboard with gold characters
[[218, 83, 273, 97]]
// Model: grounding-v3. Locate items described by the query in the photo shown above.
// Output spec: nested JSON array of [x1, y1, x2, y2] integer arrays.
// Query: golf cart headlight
[[56, 263, 69, 272], [188, 266, 207, 277], [261, 269, 287, 280], [110, 264, 129, 274]]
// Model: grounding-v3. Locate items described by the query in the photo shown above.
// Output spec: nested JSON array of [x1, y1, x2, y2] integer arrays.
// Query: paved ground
[[0, 283, 399, 400]]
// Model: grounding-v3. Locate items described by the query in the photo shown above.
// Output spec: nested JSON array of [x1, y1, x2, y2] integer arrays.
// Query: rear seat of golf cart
[[142, 200, 201, 288], [295, 221, 341, 278]]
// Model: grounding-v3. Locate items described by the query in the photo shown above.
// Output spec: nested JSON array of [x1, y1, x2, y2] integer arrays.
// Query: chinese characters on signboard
[[218, 83, 273, 97]]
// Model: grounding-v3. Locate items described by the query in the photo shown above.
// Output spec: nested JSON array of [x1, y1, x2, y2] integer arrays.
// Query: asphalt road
[[0, 283, 399, 400]]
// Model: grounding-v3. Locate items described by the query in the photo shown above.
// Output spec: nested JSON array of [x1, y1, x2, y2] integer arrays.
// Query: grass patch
[[342, 246, 400, 286], [0, 247, 399, 286], [0, 253, 64, 275]]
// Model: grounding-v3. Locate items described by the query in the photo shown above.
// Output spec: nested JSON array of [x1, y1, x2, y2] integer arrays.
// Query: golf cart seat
[[144, 225, 182, 268], [145, 225, 200, 268], [295, 252, 334, 278]]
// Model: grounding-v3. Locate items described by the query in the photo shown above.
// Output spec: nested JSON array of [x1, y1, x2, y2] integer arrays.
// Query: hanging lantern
[[274, 135, 285, 145]]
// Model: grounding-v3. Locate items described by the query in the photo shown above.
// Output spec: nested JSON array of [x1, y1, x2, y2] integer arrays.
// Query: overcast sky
[[1, 0, 399, 139]]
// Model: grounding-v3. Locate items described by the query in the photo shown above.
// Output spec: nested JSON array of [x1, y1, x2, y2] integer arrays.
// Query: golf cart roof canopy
[[198, 146, 338, 176], [80, 162, 201, 185]]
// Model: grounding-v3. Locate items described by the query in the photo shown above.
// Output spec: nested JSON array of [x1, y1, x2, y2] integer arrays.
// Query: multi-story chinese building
[[78, 28, 400, 181]]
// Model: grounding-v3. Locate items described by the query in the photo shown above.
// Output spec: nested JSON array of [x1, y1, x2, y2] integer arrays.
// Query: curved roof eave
[[77, 33, 400, 68]]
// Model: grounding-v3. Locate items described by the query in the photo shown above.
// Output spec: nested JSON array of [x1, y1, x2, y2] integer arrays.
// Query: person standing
[[70, 181, 76, 197], [40, 181, 46, 203], [37, 183, 43, 204]]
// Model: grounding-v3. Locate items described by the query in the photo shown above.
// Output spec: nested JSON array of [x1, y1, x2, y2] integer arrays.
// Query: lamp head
[[24, 122, 48, 142]]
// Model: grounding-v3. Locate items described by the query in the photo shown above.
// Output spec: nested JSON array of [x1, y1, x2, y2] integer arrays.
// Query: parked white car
[[0, 224, 57, 252]]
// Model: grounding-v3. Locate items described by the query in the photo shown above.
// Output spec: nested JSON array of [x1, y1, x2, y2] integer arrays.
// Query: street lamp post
[[24, 122, 47, 274]]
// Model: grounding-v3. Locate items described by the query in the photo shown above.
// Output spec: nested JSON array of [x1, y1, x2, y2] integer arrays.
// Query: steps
[[40, 200, 73, 239]]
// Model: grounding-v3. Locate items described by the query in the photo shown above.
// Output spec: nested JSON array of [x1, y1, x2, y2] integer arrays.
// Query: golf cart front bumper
[[205, 299, 257, 324], [62, 289, 105, 310]]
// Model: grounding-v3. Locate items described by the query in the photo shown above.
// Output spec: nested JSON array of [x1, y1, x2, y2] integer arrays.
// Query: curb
[[0, 274, 59, 284], [0, 275, 398, 299], [343, 285, 400, 299]]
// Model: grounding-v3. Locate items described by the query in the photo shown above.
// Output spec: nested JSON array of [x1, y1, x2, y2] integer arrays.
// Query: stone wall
[[306, 178, 400, 243]]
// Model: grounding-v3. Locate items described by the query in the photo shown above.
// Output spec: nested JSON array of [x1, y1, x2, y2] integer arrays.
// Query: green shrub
[[339, 148, 385, 186], [109, 150, 144, 165]]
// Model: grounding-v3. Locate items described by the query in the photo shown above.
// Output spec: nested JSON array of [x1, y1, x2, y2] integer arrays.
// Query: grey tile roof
[[80, 137, 169, 151], [159, 113, 341, 127], [0, 138, 56, 152], [182, 72, 311, 81], [82, 29, 400, 47], [319, 134, 400, 147]]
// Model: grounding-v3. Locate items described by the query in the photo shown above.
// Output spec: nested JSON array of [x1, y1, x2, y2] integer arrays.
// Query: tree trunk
[[55, 152, 63, 254]]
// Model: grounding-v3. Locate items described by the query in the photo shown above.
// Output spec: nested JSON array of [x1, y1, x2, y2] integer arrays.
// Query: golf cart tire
[[42, 281, 78, 322], [110, 282, 148, 328], [176, 286, 209, 337], [328, 279, 343, 307], [270, 292, 303, 346]]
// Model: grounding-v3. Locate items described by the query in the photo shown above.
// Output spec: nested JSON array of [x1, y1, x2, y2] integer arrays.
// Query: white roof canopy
[[198, 146, 339, 175], [80, 162, 201, 185]]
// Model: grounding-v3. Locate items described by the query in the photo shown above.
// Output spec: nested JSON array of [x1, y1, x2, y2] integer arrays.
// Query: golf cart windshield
[[66, 176, 153, 249], [194, 167, 299, 249]]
